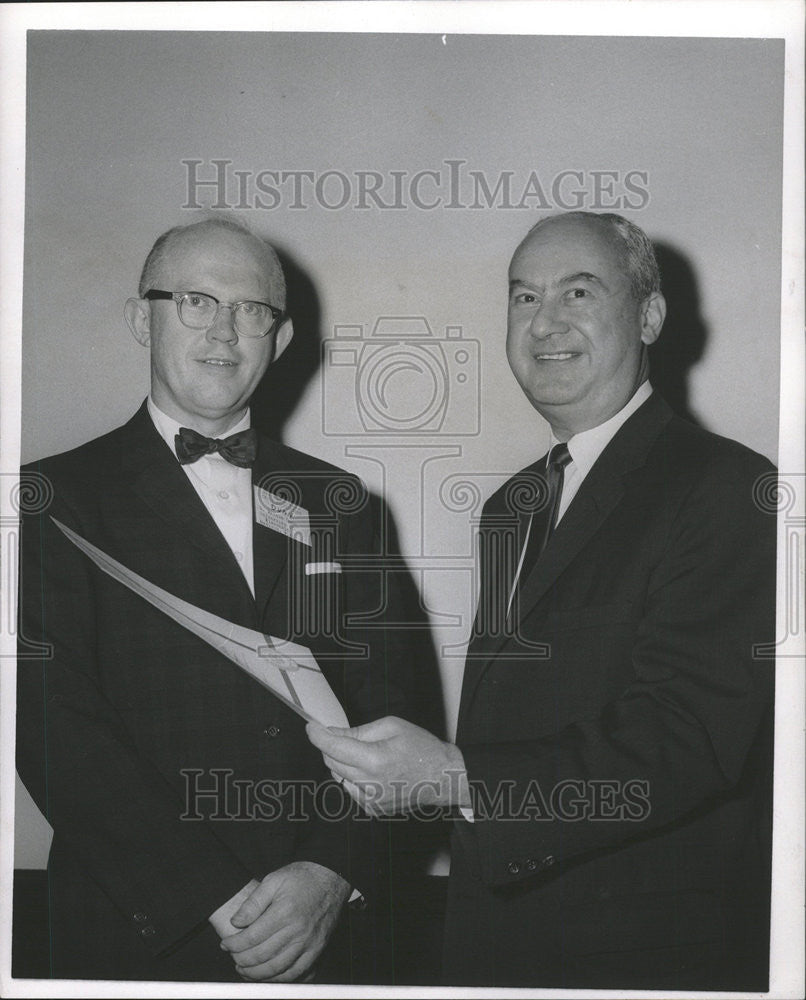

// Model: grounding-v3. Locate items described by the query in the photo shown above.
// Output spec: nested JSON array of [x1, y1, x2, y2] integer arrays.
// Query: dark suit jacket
[[444, 393, 776, 990], [16, 402, 412, 982]]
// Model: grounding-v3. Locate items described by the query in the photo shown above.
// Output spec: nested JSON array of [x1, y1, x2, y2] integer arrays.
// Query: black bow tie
[[175, 427, 258, 468]]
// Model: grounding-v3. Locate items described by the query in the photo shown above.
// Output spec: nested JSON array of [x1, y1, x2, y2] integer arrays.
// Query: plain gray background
[[17, 31, 784, 867]]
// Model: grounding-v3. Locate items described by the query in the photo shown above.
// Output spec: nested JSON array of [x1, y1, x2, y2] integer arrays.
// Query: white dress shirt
[[506, 381, 653, 615], [552, 380, 653, 525], [147, 399, 255, 596]]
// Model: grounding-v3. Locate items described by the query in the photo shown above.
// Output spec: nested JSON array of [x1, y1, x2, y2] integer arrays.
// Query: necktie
[[174, 427, 258, 468], [518, 442, 572, 585]]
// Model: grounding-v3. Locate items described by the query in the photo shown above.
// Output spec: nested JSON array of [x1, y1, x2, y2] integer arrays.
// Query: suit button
[[542, 855, 555, 867], [132, 912, 149, 923], [139, 925, 156, 938], [264, 725, 281, 738], [526, 858, 538, 872], [507, 861, 521, 875]]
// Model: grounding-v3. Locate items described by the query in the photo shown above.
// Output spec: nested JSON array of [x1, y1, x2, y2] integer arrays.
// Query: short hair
[[521, 211, 661, 301], [137, 217, 287, 307]]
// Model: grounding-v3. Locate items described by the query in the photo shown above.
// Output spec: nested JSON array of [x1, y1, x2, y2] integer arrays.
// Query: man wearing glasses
[[16, 218, 409, 982]]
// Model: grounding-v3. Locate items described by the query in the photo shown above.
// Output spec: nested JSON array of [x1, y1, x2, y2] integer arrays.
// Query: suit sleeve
[[16, 491, 254, 957], [455, 452, 777, 887]]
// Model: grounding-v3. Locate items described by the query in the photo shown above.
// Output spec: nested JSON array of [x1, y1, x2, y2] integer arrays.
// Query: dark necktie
[[174, 426, 258, 468], [518, 442, 572, 586]]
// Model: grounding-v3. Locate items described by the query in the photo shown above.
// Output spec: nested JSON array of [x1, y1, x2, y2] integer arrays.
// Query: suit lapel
[[250, 439, 304, 623], [459, 394, 674, 726], [516, 461, 625, 621], [127, 422, 317, 626], [124, 403, 256, 608], [133, 455, 237, 563], [463, 463, 539, 669]]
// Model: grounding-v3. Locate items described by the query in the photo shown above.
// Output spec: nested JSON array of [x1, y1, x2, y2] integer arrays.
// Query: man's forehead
[[155, 225, 279, 294], [509, 218, 627, 281], [166, 225, 266, 267]]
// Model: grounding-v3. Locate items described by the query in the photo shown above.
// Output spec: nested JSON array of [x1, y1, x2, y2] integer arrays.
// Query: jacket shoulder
[[654, 415, 776, 484], [256, 436, 357, 479], [21, 417, 142, 483]]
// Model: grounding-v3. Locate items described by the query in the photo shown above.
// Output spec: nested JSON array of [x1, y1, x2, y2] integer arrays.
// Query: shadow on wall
[[649, 243, 708, 428], [248, 249, 449, 982], [250, 245, 445, 740], [251, 247, 323, 440]]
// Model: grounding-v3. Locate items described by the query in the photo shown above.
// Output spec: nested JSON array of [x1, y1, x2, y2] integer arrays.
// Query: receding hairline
[[137, 218, 287, 307], [509, 211, 660, 300], [511, 213, 626, 267]]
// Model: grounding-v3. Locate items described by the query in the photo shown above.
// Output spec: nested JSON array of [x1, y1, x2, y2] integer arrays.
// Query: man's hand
[[209, 879, 261, 938], [306, 716, 470, 816], [219, 861, 350, 982]]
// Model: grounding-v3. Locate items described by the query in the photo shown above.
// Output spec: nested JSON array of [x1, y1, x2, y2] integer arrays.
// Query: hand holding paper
[[306, 716, 471, 816]]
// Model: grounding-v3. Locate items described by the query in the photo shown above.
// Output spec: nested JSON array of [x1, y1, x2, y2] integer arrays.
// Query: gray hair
[[137, 216, 287, 307], [522, 211, 661, 301]]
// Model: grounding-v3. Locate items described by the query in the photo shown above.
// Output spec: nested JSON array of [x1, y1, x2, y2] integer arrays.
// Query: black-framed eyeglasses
[[144, 289, 284, 339]]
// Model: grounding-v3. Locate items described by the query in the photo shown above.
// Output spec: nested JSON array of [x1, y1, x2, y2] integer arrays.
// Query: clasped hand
[[219, 861, 350, 982], [306, 715, 470, 816]]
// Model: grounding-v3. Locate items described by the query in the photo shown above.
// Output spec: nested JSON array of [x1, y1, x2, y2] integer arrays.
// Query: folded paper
[[51, 517, 348, 728]]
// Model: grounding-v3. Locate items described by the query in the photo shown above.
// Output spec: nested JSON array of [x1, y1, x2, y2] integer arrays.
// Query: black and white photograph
[[1, 2, 803, 997]]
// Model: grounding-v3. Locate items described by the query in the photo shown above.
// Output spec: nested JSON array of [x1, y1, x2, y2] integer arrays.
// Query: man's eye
[[567, 287, 588, 300], [239, 302, 259, 316], [186, 294, 207, 308], [513, 292, 537, 304]]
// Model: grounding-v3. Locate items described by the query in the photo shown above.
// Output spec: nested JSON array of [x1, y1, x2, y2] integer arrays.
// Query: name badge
[[254, 486, 311, 547]]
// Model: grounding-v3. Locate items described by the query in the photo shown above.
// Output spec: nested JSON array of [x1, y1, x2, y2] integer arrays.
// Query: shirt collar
[[550, 381, 653, 477], [147, 397, 251, 460]]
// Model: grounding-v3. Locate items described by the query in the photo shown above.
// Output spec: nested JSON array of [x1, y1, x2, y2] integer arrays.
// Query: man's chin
[[521, 383, 584, 413]]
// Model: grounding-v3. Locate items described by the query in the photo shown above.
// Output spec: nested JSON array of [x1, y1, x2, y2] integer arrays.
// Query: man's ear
[[272, 316, 294, 361], [124, 297, 151, 347], [639, 291, 666, 346]]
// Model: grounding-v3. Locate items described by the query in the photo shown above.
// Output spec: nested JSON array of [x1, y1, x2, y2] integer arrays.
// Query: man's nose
[[207, 305, 238, 343], [529, 298, 567, 339]]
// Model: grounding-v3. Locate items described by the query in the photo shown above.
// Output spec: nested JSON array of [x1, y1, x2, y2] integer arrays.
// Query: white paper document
[[51, 517, 349, 728]]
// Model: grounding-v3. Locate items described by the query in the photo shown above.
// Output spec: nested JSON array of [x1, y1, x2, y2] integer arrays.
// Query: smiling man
[[308, 211, 777, 990], [505, 212, 665, 437], [16, 218, 411, 983]]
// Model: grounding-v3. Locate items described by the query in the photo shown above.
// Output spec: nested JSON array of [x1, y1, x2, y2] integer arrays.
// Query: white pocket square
[[305, 562, 342, 575]]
